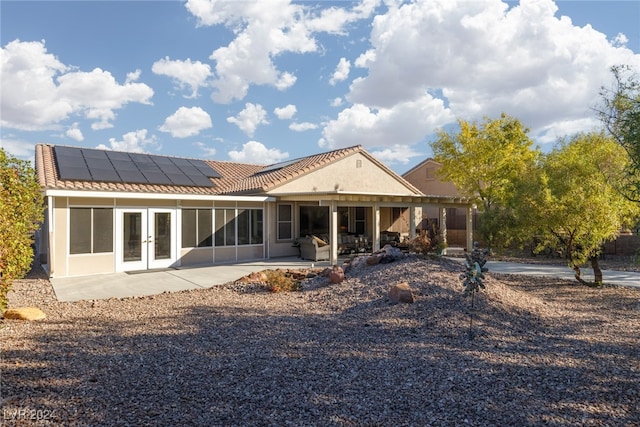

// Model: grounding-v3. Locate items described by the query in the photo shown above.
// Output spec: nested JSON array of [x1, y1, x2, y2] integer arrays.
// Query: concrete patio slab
[[51, 257, 330, 302]]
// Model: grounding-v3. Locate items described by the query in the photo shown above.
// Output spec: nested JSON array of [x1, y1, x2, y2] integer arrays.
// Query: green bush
[[0, 149, 43, 313]]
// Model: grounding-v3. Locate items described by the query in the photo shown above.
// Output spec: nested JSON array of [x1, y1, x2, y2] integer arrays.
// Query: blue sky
[[2, 0, 639, 175]]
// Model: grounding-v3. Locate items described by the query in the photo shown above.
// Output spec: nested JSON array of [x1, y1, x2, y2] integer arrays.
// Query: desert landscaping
[[1, 254, 639, 426]]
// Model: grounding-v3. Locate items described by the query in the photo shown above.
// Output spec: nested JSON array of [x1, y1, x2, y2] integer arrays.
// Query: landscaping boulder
[[3, 307, 46, 321], [380, 244, 404, 262], [366, 254, 382, 265], [328, 265, 345, 284], [388, 282, 415, 304], [241, 271, 268, 283]]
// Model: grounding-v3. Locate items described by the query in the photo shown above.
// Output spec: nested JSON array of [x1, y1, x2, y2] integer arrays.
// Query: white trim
[[148, 208, 177, 269], [115, 208, 148, 272], [43, 189, 274, 202], [48, 196, 55, 276]]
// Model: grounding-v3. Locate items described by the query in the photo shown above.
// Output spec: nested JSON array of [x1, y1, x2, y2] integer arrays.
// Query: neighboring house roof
[[402, 157, 441, 178], [35, 143, 422, 197], [402, 157, 464, 198]]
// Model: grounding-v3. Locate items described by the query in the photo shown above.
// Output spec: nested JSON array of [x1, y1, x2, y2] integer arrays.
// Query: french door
[[116, 208, 176, 271]]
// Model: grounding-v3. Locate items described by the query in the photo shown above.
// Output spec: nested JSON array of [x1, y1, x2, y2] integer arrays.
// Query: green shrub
[[0, 149, 44, 313]]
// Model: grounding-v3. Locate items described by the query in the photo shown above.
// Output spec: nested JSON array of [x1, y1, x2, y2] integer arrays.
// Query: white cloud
[[533, 117, 600, 146], [1, 40, 153, 131], [228, 140, 289, 164], [371, 144, 422, 166], [65, 123, 84, 142], [274, 104, 297, 120], [194, 141, 217, 157], [612, 32, 629, 47], [151, 57, 212, 98], [159, 106, 213, 138], [319, 94, 453, 149], [330, 97, 343, 107], [329, 57, 351, 85], [126, 69, 142, 83], [0, 138, 36, 160], [289, 122, 318, 132], [305, 0, 381, 34], [226, 103, 268, 137], [344, 0, 640, 142], [185, 0, 378, 103], [97, 129, 158, 153]]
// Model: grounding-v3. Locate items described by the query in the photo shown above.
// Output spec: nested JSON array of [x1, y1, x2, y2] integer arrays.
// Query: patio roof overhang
[[273, 191, 473, 207]]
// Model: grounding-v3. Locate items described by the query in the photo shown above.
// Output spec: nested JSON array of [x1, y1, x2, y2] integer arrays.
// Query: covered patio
[[278, 192, 474, 265]]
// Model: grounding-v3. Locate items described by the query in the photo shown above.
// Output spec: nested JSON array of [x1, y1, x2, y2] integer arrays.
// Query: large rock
[[388, 283, 415, 304], [4, 307, 46, 321], [380, 244, 404, 262], [240, 271, 268, 283], [366, 254, 382, 266], [328, 265, 345, 284]]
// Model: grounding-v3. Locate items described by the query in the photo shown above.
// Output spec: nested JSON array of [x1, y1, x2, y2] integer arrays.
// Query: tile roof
[[36, 143, 420, 196]]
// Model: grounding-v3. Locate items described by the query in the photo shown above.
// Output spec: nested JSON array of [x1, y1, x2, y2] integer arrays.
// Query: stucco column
[[439, 207, 447, 255], [466, 205, 474, 251], [373, 203, 380, 251], [409, 206, 417, 239], [330, 200, 338, 265]]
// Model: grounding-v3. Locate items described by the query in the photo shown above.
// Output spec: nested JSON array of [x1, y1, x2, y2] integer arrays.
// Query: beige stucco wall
[[270, 153, 417, 196], [68, 254, 114, 276], [180, 247, 214, 266], [403, 160, 462, 197]]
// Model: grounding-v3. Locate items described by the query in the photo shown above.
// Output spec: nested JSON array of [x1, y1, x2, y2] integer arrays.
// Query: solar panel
[[53, 146, 215, 187], [58, 165, 93, 181], [92, 168, 121, 182], [116, 170, 145, 183], [188, 174, 215, 187], [165, 173, 194, 186], [140, 171, 173, 185], [105, 151, 130, 161], [54, 147, 92, 180], [259, 158, 299, 174], [191, 160, 221, 178]]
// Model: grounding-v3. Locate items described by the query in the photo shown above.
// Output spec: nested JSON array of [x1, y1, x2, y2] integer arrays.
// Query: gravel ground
[[2, 255, 639, 426]]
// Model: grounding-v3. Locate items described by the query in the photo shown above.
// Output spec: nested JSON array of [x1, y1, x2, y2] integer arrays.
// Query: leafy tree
[[0, 149, 44, 312], [513, 133, 639, 286], [431, 113, 539, 249], [596, 65, 640, 201]]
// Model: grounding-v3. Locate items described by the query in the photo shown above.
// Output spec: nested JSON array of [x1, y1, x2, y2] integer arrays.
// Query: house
[[402, 158, 478, 247], [34, 144, 473, 278]]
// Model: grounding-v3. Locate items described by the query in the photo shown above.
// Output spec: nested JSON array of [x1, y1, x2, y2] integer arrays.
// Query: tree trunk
[[572, 264, 588, 286], [590, 256, 603, 286]]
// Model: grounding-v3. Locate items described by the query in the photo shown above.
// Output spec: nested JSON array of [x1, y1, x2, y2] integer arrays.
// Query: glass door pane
[[123, 212, 142, 262], [154, 212, 171, 260]]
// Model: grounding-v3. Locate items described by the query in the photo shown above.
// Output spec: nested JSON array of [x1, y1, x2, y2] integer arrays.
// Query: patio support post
[[466, 205, 474, 251], [439, 207, 447, 255], [330, 200, 338, 265], [373, 203, 381, 251], [409, 206, 417, 239]]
